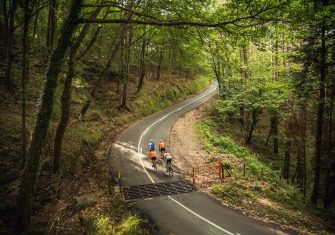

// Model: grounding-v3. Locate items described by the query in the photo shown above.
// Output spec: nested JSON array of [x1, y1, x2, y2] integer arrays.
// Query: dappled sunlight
[[113, 141, 168, 175]]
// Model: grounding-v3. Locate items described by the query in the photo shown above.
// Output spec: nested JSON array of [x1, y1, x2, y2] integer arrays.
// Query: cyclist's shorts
[[150, 147, 155, 151], [160, 147, 165, 152], [151, 157, 157, 161], [167, 159, 172, 164]]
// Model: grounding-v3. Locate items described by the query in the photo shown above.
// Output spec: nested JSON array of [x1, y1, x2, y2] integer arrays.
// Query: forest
[[0, 0, 334, 234]]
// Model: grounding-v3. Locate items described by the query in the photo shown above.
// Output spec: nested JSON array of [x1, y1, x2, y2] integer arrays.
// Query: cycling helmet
[[150, 140, 153, 142]]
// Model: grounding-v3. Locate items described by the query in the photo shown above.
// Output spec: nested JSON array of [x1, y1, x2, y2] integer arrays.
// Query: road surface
[[112, 83, 292, 235]]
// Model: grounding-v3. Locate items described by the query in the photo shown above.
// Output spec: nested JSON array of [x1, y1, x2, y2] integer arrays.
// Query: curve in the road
[[136, 85, 234, 235], [113, 82, 292, 235]]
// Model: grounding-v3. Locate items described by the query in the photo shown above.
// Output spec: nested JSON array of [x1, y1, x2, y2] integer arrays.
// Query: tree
[[16, 0, 83, 231], [21, 0, 30, 167], [53, 6, 103, 173]]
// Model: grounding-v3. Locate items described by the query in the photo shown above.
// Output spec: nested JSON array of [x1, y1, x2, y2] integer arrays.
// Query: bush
[[87, 109, 102, 121], [116, 215, 143, 235]]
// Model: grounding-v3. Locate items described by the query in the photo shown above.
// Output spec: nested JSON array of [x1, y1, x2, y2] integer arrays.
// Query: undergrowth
[[0, 68, 210, 234], [197, 118, 335, 234]]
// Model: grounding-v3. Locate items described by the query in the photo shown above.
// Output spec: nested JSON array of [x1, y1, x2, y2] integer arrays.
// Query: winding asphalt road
[[112, 83, 292, 235]]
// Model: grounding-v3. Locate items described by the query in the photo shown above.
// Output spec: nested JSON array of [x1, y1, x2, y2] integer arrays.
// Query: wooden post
[[192, 166, 195, 185], [218, 161, 222, 179], [243, 162, 246, 176], [118, 170, 122, 198]]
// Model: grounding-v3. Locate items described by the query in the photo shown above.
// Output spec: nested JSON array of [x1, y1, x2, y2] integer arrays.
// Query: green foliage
[[86, 109, 102, 121], [89, 213, 145, 235], [95, 214, 114, 235], [132, 76, 210, 120], [198, 117, 335, 232], [116, 215, 144, 235], [198, 119, 279, 181], [62, 123, 103, 175]]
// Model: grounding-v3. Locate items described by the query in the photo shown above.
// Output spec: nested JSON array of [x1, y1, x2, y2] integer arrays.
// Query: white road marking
[[135, 85, 236, 235]]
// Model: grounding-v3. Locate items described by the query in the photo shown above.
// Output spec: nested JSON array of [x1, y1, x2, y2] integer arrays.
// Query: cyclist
[[158, 140, 166, 159], [149, 150, 157, 167], [148, 140, 155, 151], [165, 152, 173, 172]]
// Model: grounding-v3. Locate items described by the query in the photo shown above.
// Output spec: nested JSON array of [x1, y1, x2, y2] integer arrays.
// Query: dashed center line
[[135, 84, 237, 235]]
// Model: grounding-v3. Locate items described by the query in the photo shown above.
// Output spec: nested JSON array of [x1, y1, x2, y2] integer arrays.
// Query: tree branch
[[79, 0, 290, 28]]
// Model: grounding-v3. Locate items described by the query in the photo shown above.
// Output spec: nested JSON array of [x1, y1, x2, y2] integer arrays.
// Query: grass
[[0, 65, 211, 233], [197, 118, 335, 234]]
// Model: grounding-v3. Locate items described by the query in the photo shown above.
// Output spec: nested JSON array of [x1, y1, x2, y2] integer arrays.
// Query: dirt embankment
[[169, 99, 232, 186], [170, 105, 208, 174]]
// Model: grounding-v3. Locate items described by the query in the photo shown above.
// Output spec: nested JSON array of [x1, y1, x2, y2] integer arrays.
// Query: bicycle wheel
[[153, 161, 157, 172], [168, 163, 173, 177]]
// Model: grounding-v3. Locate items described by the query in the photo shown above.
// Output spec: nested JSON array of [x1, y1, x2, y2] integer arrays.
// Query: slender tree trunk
[[53, 7, 101, 173], [78, 25, 101, 59], [80, 25, 127, 119], [265, 117, 274, 146], [211, 57, 222, 92], [21, 0, 30, 167], [283, 140, 291, 181], [311, 20, 327, 204], [120, 26, 132, 110], [273, 114, 279, 155], [46, 0, 57, 48], [4, 0, 17, 91], [246, 109, 259, 146], [324, 71, 335, 208], [156, 48, 163, 80], [80, 11, 133, 119], [15, 0, 82, 231], [297, 141, 305, 190], [272, 39, 279, 156], [137, 36, 147, 92], [31, 10, 39, 46], [239, 46, 248, 130], [77, 10, 108, 60]]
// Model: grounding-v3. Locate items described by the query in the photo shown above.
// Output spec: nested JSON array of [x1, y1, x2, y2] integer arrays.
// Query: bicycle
[[152, 158, 157, 172], [167, 161, 173, 177], [160, 149, 165, 159]]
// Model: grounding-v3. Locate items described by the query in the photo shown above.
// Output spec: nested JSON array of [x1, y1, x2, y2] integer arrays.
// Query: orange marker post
[[218, 161, 222, 179], [192, 166, 195, 185]]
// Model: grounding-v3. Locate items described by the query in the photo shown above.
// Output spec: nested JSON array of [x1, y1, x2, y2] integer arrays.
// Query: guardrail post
[[218, 161, 222, 179], [243, 162, 246, 176], [192, 166, 195, 185]]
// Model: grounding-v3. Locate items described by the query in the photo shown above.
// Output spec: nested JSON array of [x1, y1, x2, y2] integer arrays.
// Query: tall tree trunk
[[78, 25, 101, 59], [324, 68, 335, 208], [46, 0, 57, 48], [31, 10, 39, 46], [273, 114, 279, 155], [311, 20, 327, 204], [120, 26, 132, 110], [239, 46, 248, 130], [77, 9, 108, 60], [156, 48, 163, 80], [80, 10, 134, 119], [15, 0, 82, 231], [137, 36, 147, 92], [272, 39, 279, 156], [21, 0, 30, 167], [283, 139, 291, 181], [53, 7, 101, 173], [80, 24, 128, 119], [4, 0, 17, 91], [246, 109, 259, 146], [211, 56, 223, 92]]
